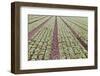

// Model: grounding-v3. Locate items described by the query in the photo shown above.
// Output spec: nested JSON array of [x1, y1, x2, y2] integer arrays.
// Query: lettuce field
[[28, 15, 88, 60]]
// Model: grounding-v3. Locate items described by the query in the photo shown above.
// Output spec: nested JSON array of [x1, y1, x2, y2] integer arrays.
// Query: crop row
[[28, 16, 55, 60], [61, 17, 88, 45], [57, 17, 87, 59]]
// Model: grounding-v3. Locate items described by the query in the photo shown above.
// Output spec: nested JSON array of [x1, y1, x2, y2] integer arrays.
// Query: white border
[[20, 6, 95, 70]]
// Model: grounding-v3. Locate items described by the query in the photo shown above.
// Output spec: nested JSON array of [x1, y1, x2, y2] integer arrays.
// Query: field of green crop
[[28, 15, 88, 61]]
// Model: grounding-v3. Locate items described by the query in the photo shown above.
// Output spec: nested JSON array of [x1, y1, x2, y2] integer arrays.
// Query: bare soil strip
[[50, 16, 60, 59]]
